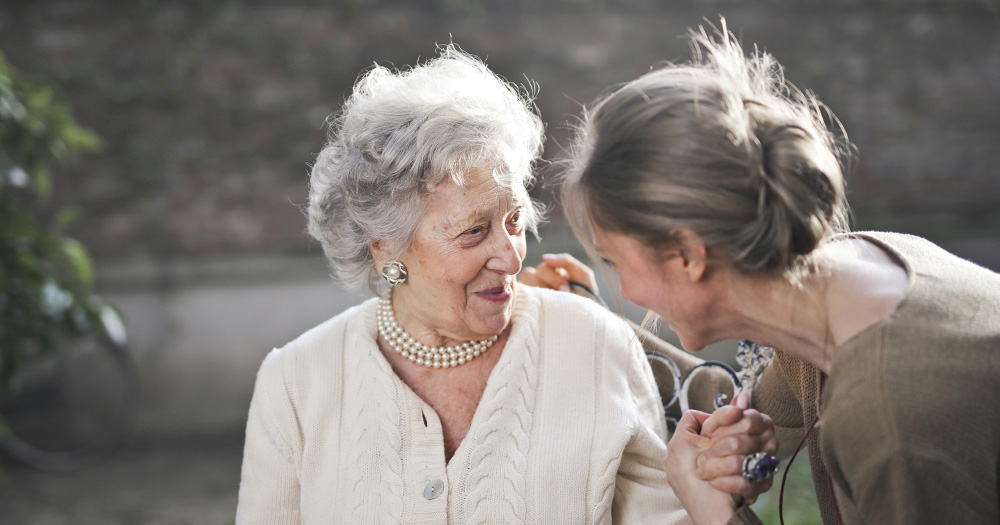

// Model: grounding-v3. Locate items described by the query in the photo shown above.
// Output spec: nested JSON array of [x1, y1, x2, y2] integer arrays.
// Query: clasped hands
[[665, 392, 777, 524], [522, 254, 779, 523]]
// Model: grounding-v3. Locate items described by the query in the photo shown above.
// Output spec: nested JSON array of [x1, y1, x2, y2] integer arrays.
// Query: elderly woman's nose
[[487, 230, 524, 274]]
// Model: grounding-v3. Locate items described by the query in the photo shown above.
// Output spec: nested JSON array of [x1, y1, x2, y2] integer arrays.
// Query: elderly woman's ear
[[369, 239, 402, 283], [369, 239, 384, 265], [369, 239, 395, 268]]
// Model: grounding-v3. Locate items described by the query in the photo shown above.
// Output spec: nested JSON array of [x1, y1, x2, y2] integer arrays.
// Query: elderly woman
[[236, 46, 775, 523], [548, 24, 1000, 524]]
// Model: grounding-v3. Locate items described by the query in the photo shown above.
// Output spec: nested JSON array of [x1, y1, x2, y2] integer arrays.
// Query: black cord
[[568, 280, 608, 308]]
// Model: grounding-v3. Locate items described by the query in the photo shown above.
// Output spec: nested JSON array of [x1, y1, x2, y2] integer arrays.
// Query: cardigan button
[[423, 479, 444, 500]]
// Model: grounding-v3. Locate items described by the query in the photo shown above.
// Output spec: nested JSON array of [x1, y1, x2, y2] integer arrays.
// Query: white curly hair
[[307, 45, 546, 292]]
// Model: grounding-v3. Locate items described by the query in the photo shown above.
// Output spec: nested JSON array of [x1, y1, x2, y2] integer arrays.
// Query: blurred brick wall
[[2, 1, 998, 264], [4, 0, 998, 437]]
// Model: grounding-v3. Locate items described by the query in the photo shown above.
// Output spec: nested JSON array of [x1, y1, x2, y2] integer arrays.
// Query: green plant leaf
[[58, 237, 94, 290], [53, 207, 80, 231], [63, 124, 102, 153], [40, 278, 73, 318], [97, 301, 128, 347], [32, 165, 51, 199]]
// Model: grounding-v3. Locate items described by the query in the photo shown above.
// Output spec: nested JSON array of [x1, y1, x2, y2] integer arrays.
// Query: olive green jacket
[[726, 232, 1000, 524]]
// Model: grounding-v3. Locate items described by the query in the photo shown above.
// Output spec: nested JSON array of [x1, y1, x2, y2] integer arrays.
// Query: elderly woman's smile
[[383, 167, 527, 346]]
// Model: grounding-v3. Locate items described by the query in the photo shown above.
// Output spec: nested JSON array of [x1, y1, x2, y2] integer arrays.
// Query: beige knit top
[[746, 231, 1000, 524], [236, 285, 689, 524]]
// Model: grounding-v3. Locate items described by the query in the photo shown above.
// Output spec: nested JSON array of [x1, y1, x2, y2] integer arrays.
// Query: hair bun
[[562, 21, 851, 280], [739, 117, 845, 272]]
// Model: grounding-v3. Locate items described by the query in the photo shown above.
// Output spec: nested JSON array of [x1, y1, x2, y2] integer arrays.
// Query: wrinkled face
[[390, 168, 527, 341], [593, 227, 714, 352]]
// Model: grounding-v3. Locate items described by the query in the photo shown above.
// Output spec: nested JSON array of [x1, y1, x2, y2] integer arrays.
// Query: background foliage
[[0, 53, 112, 393]]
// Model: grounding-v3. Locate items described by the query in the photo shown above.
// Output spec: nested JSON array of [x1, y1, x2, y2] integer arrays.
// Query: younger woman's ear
[[675, 229, 707, 283]]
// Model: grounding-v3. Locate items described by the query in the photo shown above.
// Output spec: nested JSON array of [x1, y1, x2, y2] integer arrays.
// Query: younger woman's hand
[[696, 391, 779, 504], [520, 253, 598, 295]]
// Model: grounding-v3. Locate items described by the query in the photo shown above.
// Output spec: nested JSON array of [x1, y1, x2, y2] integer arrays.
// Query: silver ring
[[742, 452, 780, 484]]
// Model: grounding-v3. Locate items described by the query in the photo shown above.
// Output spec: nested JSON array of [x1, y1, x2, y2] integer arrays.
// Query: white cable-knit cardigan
[[236, 285, 688, 524]]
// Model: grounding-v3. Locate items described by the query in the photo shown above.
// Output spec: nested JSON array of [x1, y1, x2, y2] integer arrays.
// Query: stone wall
[[3, 1, 999, 436], [2, 0, 999, 264]]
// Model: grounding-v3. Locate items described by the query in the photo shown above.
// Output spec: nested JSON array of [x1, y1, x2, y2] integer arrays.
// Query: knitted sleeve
[[611, 333, 690, 524], [236, 348, 302, 525], [752, 352, 809, 458]]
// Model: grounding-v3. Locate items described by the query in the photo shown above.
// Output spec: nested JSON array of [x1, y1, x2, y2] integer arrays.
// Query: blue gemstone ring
[[742, 452, 780, 484]]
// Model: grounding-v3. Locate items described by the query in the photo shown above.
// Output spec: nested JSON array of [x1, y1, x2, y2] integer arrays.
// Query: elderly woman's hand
[[665, 410, 739, 524], [520, 253, 598, 296], [695, 391, 779, 505]]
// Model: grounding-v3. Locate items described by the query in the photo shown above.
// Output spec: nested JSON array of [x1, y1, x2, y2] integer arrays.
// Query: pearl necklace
[[376, 295, 498, 368]]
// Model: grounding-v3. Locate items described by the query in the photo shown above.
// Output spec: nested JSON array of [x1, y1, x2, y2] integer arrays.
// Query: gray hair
[[562, 22, 850, 278], [307, 45, 545, 292]]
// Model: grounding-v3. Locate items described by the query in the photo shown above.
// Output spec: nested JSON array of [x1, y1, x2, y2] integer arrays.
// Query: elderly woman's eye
[[465, 225, 486, 236], [602, 258, 615, 268], [507, 212, 524, 231]]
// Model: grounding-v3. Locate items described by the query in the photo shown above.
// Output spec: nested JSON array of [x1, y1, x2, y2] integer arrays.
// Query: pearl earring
[[381, 260, 407, 286]]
